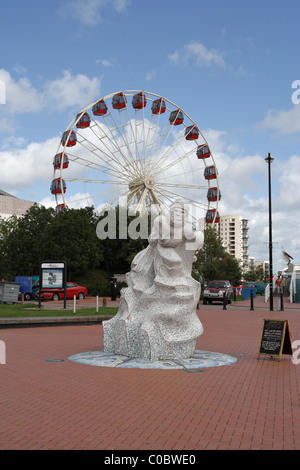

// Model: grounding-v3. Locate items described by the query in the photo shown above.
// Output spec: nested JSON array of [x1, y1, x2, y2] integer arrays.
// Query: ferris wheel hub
[[128, 175, 155, 192], [144, 176, 155, 189]]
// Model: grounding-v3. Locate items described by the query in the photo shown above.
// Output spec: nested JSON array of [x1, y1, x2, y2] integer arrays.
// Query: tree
[[193, 226, 242, 286], [44, 206, 103, 280], [244, 265, 265, 282], [1, 204, 55, 278], [0, 205, 104, 281], [97, 206, 150, 274], [0, 214, 19, 279]]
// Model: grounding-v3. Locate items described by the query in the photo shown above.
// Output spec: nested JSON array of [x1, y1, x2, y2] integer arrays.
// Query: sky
[[1, 0, 300, 274]]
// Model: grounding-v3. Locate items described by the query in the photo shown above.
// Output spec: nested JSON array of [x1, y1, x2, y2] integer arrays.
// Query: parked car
[[203, 280, 233, 304], [35, 282, 88, 301]]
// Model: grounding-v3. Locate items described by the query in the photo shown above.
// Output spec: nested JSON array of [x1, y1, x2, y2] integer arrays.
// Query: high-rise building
[[200, 214, 249, 272]]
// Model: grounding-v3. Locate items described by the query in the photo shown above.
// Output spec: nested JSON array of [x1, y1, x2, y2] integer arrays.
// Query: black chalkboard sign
[[258, 319, 292, 360]]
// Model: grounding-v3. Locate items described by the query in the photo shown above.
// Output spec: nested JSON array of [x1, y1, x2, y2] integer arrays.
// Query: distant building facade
[[248, 257, 269, 276], [0, 189, 35, 218]]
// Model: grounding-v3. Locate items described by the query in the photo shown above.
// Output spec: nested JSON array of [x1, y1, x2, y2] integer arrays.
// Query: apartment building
[[200, 214, 249, 272], [248, 257, 269, 275]]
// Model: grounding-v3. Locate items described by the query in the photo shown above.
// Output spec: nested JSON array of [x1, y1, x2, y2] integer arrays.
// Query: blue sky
[[1, 0, 300, 272]]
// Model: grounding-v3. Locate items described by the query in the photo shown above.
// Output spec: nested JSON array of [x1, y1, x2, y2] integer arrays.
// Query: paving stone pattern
[[0, 298, 300, 450]]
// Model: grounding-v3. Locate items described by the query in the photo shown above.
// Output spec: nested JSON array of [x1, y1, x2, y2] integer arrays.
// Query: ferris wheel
[[51, 90, 220, 224]]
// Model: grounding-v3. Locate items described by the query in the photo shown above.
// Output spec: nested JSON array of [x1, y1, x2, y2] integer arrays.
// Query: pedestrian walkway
[[0, 297, 299, 450]]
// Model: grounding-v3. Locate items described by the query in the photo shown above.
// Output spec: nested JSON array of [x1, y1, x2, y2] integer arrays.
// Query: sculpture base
[[68, 350, 237, 370], [103, 279, 203, 361]]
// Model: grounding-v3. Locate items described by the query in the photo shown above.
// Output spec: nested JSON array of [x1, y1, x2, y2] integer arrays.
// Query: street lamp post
[[265, 152, 274, 311]]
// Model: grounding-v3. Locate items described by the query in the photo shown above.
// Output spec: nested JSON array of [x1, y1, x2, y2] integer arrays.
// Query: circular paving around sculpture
[[67, 350, 237, 370]]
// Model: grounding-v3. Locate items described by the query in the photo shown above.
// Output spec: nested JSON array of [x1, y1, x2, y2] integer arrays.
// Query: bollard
[[233, 288, 236, 302], [96, 295, 99, 313], [250, 291, 254, 311], [0, 340, 6, 365], [103, 297, 107, 307], [280, 293, 284, 311], [73, 295, 76, 314], [223, 292, 227, 310]]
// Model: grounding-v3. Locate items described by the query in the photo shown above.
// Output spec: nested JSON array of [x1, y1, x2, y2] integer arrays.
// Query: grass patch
[[235, 295, 244, 301], [0, 303, 118, 317]]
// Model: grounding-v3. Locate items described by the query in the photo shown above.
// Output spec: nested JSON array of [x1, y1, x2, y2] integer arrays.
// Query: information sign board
[[39, 261, 67, 308], [258, 319, 292, 361]]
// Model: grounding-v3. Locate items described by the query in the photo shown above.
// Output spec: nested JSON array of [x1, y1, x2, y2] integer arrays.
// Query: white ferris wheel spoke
[[155, 181, 208, 190], [155, 165, 204, 183], [101, 109, 141, 175], [76, 124, 137, 180], [65, 150, 130, 183], [152, 185, 208, 210]]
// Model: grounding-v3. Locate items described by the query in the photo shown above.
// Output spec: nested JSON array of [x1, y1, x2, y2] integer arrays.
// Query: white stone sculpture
[[103, 199, 204, 360]]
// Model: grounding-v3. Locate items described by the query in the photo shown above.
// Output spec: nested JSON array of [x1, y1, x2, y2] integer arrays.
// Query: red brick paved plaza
[[0, 296, 300, 451]]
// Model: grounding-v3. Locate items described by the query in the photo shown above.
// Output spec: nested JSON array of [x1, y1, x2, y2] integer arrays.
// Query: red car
[[35, 282, 88, 301]]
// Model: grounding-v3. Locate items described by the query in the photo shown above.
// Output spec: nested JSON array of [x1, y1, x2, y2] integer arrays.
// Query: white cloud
[[168, 51, 179, 63], [276, 155, 300, 208], [58, 0, 131, 25], [168, 41, 225, 68], [12, 64, 27, 75], [0, 69, 42, 114], [0, 137, 59, 191], [113, 0, 130, 13], [39, 192, 93, 209], [0, 69, 101, 121], [39, 195, 57, 209], [145, 70, 156, 81], [96, 58, 113, 68], [258, 105, 300, 135], [202, 128, 300, 266], [1, 136, 28, 150], [43, 71, 101, 112], [0, 117, 16, 134]]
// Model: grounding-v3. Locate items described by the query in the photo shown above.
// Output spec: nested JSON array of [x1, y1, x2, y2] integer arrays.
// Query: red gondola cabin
[[76, 112, 91, 128], [197, 144, 210, 159], [205, 209, 220, 224], [151, 98, 166, 115], [204, 165, 217, 180], [169, 109, 184, 125], [92, 99, 108, 116], [53, 153, 69, 170], [55, 204, 68, 215], [112, 92, 127, 110], [61, 130, 76, 147], [207, 187, 221, 202], [185, 125, 199, 140], [51, 178, 66, 195], [132, 92, 147, 109]]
